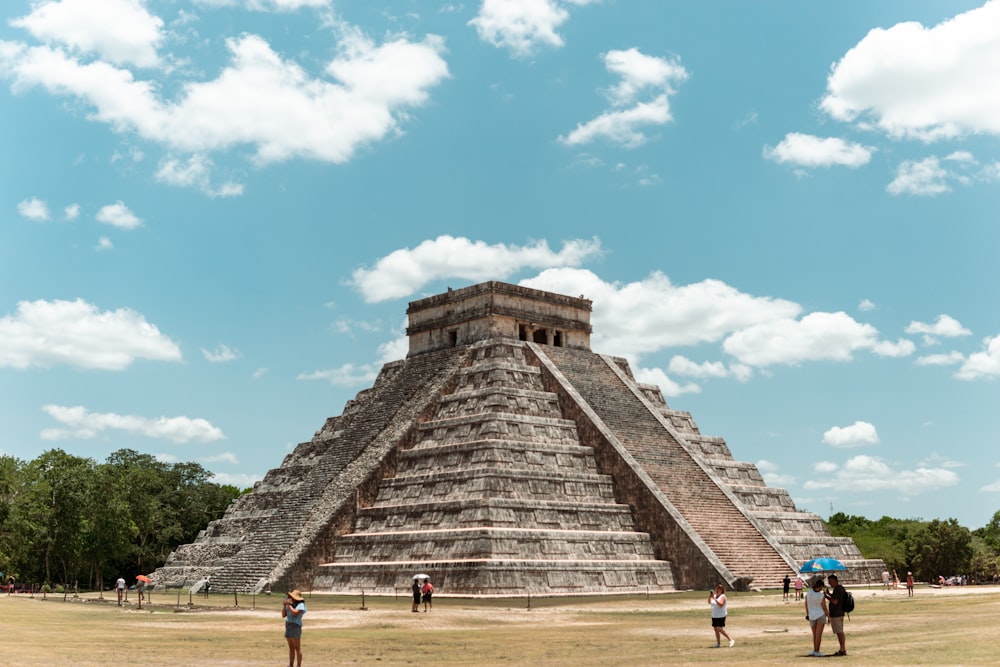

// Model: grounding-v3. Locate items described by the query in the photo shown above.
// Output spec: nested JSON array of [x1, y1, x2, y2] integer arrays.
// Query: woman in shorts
[[805, 578, 829, 657], [282, 590, 307, 667]]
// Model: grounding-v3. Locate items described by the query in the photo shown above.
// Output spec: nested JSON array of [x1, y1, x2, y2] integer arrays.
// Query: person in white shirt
[[804, 578, 829, 657], [115, 577, 126, 606], [708, 584, 734, 648]]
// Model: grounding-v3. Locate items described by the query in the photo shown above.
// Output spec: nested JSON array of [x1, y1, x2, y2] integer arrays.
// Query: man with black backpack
[[826, 574, 848, 656]]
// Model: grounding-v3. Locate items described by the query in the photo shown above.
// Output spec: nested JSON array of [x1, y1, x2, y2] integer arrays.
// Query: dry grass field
[[3, 584, 996, 666]]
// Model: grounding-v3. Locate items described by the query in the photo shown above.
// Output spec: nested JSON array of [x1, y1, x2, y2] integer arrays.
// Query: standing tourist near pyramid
[[153, 282, 881, 596]]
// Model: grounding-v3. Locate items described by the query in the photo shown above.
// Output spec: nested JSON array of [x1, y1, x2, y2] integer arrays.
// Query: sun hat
[[288, 590, 304, 602]]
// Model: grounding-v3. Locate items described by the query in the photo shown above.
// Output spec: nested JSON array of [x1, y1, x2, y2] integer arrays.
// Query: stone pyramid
[[153, 282, 882, 595]]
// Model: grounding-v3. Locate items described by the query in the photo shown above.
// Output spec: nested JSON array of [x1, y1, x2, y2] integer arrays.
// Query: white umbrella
[[412, 573, 430, 580]]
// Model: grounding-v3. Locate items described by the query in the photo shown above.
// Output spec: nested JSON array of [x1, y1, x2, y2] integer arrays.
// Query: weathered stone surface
[[152, 281, 881, 595]]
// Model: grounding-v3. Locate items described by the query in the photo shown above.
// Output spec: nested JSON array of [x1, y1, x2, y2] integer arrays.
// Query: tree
[[907, 518, 973, 582]]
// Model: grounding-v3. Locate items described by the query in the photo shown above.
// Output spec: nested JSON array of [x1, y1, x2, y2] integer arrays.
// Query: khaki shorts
[[830, 616, 844, 633]]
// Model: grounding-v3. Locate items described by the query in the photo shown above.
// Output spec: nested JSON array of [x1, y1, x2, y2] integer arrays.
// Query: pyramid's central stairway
[[314, 340, 676, 594], [152, 281, 883, 596]]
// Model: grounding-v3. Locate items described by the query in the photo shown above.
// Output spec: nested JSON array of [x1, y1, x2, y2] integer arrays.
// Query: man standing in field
[[826, 575, 847, 657]]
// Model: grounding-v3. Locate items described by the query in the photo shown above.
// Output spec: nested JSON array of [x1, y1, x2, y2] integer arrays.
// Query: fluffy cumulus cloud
[[0, 6, 450, 169], [469, 0, 570, 57], [721, 311, 915, 367], [559, 48, 688, 148], [886, 157, 950, 196], [822, 421, 880, 448], [955, 334, 1000, 380], [155, 154, 244, 198], [763, 133, 873, 168], [10, 0, 165, 68], [298, 335, 406, 385], [667, 355, 753, 383], [0, 298, 182, 370], [905, 314, 972, 340], [96, 201, 142, 228], [41, 404, 224, 443], [804, 455, 959, 496], [632, 365, 701, 398], [350, 236, 603, 302], [17, 197, 50, 220], [523, 268, 803, 363], [195, 0, 330, 10], [202, 344, 239, 362], [821, 1, 1000, 141]]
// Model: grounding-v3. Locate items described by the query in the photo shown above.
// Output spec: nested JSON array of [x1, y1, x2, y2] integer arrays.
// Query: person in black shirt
[[826, 574, 847, 656]]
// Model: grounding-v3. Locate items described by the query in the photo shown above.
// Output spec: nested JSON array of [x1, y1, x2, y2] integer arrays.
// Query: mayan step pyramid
[[152, 281, 882, 595]]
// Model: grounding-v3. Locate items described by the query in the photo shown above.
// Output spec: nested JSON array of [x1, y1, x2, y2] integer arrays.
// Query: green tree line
[[826, 511, 1000, 583], [0, 448, 242, 591]]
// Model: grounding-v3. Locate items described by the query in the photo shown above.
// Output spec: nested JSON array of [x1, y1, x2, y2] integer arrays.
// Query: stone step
[[400, 439, 597, 474], [372, 468, 617, 504], [416, 412, 580, 447], [314, 558, 677, 596], [356, 497, 635, 532], [329, 527, 662, 563]]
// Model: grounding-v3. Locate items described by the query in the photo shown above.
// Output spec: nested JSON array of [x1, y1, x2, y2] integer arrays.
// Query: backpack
[[843, 590, 855, 614]]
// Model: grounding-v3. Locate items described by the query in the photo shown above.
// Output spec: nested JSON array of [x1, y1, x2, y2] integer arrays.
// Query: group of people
[[782, 574, 805, 601], [719, 573, 852, 657], [412, 577, 434, 612], [804, 574, 848, 657]]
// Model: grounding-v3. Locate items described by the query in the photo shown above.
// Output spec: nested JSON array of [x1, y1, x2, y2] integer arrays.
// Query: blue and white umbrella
[[799, 557, 846, 574]]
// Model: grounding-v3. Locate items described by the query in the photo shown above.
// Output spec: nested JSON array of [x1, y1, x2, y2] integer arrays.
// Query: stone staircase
[[151, 347, 465, 593], [313, 340, 676, 595], [536, 345, 797, 589]]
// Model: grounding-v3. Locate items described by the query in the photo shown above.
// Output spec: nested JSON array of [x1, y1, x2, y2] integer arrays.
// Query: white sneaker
[[729, 639, 735, 647], [811, 651, 824, 657]]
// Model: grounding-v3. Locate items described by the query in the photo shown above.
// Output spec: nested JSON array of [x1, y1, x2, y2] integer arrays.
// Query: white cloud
[[95, 236, 113, 251], [11, 0, 164, 69], [886, 157, 950, 196], [821, 1, 1000, 141], [17, 197, 49, 220], [668, 356, 728, 379], [722, 311, 915, 367], [298, 334, 406, 387], [0, 28, 449, 166], [822, 421, 879, 448], [351, 236, 603, 302], [0, 298, 182, 370], [155, 154, 244, 197], [858, 299, 876, 312], [756, 459, 796, 488], [524, 268, 802, 361], [469, 0, 569, 57], [915, 351, 964, 367], [804, 454, 959, 496], [298, 362, 380, 386], [633, 365, 700, 398], [763, 133, 873, 168], [202, 344, 239, 362], [667, 355, 752, 383], [64, 203, 80, 220], [195, 0, 330, 10], [199, 452, 239, 465], [905, 314, 972, 339], [210, 471, 263, 489], [955, 334, 1000, 380], [559, 48, 688, 148], [40, 404, 224, 443], [96, 201, 142, 228]]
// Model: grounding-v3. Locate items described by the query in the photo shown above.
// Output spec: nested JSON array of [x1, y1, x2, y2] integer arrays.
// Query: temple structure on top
[[152, 281, 882, 596]]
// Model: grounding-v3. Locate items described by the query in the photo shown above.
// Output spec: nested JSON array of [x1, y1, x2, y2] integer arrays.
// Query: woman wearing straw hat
[[282, 590, 307, 667]]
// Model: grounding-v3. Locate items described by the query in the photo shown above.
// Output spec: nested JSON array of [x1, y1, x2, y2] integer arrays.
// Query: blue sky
[[2, 0, 999, 529]]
